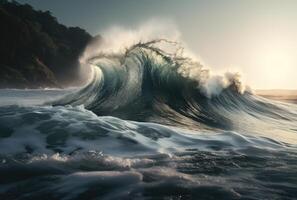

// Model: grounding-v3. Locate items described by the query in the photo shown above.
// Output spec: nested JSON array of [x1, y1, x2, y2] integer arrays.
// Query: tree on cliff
[[0, 0, 94, 88]]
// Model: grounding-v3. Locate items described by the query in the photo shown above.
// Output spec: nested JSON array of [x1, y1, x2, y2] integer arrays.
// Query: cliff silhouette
[[0, 0, 94, 88]]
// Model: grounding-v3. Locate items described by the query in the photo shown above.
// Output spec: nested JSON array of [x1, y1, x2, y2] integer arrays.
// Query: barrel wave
[[0, 39, 297, 200]]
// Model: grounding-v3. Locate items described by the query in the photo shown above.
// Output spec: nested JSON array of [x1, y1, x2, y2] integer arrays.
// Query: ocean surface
[[0, 40, 297, 200]]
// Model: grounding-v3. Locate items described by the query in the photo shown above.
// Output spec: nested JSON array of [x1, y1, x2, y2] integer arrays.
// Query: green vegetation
[[0, 0, 93, 88]]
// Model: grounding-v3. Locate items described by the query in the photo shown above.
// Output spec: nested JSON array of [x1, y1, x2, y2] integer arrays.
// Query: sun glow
[[247, 38, 296, 89]]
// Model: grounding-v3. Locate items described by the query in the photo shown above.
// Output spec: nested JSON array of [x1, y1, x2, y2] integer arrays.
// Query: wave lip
[[53, 39, 297, 136], [53, 40, 245, 128]]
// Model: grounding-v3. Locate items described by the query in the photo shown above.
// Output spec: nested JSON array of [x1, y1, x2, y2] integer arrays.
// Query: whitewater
[[0, 31, 297, 199]]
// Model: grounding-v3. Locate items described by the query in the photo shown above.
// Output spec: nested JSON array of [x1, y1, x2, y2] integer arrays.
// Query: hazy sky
[[18, 0, 297, 89]]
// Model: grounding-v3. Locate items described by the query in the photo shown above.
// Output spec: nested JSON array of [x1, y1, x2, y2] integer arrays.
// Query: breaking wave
[[54, 39, 297, 133], [1, 26, 297, 199]]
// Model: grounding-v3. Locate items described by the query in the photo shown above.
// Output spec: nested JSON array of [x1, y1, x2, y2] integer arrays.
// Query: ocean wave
[[52, 39, 297, 134], [1, 32, 297, 199]]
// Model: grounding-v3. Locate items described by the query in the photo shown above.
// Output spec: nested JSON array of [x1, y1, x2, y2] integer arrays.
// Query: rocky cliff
[[0, 0, 94, 88]]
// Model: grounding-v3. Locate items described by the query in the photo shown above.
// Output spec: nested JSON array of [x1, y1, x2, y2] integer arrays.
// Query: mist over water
[[0, 24, 297, 200]]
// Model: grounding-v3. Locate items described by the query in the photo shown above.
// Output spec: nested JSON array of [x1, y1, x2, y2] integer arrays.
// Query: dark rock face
[[0, 0, 94, 88]]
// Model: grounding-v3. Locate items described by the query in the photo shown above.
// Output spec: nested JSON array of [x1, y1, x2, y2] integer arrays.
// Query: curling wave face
[[55, 39, 297, 140], [0, 40, 297, 199], [53, 40, 250, 126]]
